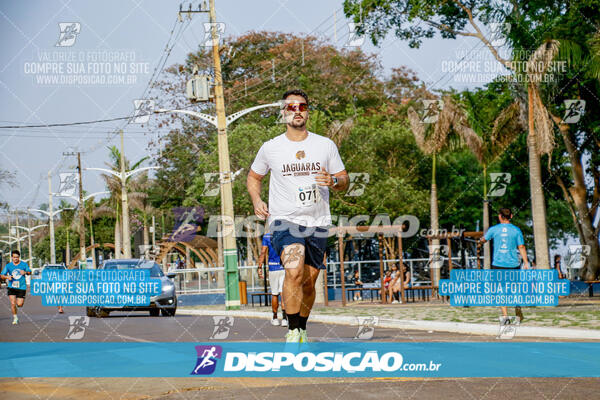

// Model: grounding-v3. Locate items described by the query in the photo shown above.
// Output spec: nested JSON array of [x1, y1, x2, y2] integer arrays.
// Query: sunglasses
[[284, 103, 308, 112]]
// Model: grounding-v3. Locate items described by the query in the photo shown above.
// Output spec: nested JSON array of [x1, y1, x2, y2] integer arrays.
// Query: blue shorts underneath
[[271, 220, 328, 270]]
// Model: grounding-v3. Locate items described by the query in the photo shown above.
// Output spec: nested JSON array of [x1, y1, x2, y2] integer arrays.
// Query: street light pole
[[119, 130, 132, 258], [77, 152, 86, 263], [28, 207, 71, 264], [55, 191, 109, 268], [209, 0, 239, 310], [14, 216, 47, 265], [86, 160, 157, 260], [48, 171, 56, 263]]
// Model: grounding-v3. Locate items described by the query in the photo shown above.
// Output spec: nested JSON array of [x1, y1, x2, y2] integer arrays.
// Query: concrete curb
[[178, 308, 600, 340]]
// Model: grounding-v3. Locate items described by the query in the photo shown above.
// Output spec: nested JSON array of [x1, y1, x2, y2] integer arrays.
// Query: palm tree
[[459, 99, 526, 267], [520, 40, 560, 269], [130, 172, 155, 257], [100, 146, 148, 259], [407, 96, 469, 285]]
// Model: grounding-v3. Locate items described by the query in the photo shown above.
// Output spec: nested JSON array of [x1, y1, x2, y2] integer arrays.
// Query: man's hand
[[522, 261, 530, 269], [257, 267, 263, 278], [315, 168, 334, 187], [253, 199, 269, 220]]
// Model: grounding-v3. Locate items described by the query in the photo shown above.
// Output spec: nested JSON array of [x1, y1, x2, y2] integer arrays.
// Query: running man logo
[[561, 100, 586, 124], [346, 172, 370, 197], [203, 22, 225, 47], [354, 316, 379, 340], [566, 245, 591, 270], [497, 316, 520, 340], [169, 207, 204, 242], [58, 173, 79, 197], [202, 173, 221, 197], [489, 22, 510, 47], [429, 244, 448, 269], [191, 345, 222, 375], [346, 22, 365, 47], [133, 100, 155, 124], [56, 23, 81, 47], [65, 316, 90, 340], [296, 151, 306, 160], [210, 316, 234, 340], [420, 100, 444, 124], [488, 173, 511, 197]]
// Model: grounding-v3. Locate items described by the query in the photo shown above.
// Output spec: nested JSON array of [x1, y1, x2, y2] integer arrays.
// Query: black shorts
[[271, 220, 328, 270], [491, 265, 519, 270], [7, 288, 26, 298]]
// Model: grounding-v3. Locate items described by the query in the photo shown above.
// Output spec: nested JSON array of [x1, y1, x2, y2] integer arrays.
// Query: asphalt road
[[1, 291, 598, 399]]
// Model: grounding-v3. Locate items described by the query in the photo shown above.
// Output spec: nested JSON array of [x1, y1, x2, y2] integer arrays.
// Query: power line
[[0, 116, 132, 129]]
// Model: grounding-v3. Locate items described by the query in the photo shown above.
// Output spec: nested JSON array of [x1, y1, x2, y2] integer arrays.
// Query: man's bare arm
[[332, 170, 350, 192], [518, 245, 529, 268], [315, 169, 350, 192], [247, 170, 269, 219]]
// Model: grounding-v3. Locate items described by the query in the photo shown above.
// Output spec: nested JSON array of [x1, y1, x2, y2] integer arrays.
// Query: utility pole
[[151, 215, 156, 249], [15, 211, 21, 254], [7, 210, 12, 251], [210, 0, 240, 309], [63, 150, 87, 264], [160, 0, 281, 309], [27, 212, 32, 264], [77, 152, 86, 263]]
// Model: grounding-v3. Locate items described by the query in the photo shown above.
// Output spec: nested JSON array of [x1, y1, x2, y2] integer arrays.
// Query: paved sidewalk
[[180, 296, 600, 340]]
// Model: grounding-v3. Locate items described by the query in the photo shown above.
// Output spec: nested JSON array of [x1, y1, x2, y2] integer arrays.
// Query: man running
[[1, 250, 32, 325], [258, 231, 288, 327], [480, 208, 529, 323], [247, 89, 349, 342]]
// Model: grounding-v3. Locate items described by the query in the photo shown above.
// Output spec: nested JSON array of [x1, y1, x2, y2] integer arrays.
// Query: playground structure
[[328, 225, 484, 306]]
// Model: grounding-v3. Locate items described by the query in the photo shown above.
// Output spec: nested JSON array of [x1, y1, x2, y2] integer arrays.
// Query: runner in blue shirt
[[258, 232, 287, 327], [0, 250, 32, 325], [480, 208, 529, 323]]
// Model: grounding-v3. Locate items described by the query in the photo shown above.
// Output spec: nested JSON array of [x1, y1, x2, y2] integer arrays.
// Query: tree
[[502, 2, 600, 278], [100, 146, 147, 259], [343, 0, 561, 268], [131, 172, 155, 255], [459, 82, 526, 267], [407, 95, 474, 283]]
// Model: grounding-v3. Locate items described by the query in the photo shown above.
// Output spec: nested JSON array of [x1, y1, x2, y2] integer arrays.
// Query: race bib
[[296, 184, 321, 207], [12, 281, 20, 288]]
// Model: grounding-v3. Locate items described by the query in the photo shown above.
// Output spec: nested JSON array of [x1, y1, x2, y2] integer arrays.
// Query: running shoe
[[515, 306, 524, 323], [281, 319, 288, 327], [299, 329, 308, 343], [285, 328, 301, 342], [12, 316, 18, 325], [271, 318, 280, 326]]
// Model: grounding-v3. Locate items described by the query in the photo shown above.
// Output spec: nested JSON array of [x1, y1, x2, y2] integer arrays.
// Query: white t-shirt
[[251, 131, 345, 227]]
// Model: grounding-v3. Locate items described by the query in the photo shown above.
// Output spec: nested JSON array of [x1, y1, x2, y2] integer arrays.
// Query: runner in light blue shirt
[[480, 208, 529, 323], [0, 250, 32, 325]]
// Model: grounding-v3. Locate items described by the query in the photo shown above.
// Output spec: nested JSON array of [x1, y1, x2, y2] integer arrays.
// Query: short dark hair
[[282, 89, 309, 105], [498, 208, 512, 220], [11, 250, 20, 257]]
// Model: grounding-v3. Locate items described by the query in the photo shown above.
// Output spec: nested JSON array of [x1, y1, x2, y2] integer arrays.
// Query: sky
[[0, 0, 506, 212]]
